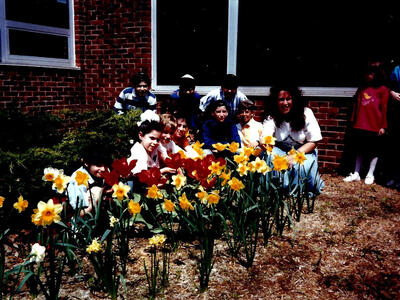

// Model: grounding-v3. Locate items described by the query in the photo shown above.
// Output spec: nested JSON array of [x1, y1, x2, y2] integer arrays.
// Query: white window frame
[[0, 0, 77, 69], [151, 0, 356, 97]]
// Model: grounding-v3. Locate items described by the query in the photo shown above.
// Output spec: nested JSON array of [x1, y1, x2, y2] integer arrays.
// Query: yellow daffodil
[[236, 163, 248, 177], [164, 199, 175, 212], [259, 164, 271, 175], [172, 174, 186, 190], [13, 195, 28, 213], [32, 199, 63, 227], [192, 141, 204, 156], [149, 234, 167, 247], [86, 238, 102, 254], [242, 147, 254, 157], [263, 135, 276, 146], [178, 150, 187, 159], [252, 157, 265, 173], [146, 184, 163, 199], [109, 216, 118, 227], [228, 177, 245, 191], [272, 154, 289, 171], [179, 193, 194, 211], [52, 173, 71, 194], [228, 142, 240, 153], [196, 187, 209, 204], [247, 161, 256, 173], [293, 151, 307, 165], [208, 161, 224, 176], [42, 167, 60, 182], [112, 182, 130, 200], [31, 209, 40, 225], [288, 147, 297, 156], [75, 170, 89, 187], [219, 169, 231, 186], [128, 200, 141, 215], [212, 143, 228, 152], [0, 196, 5, 208], [234, 152, 249, 165], [207, 190, 220, 206]]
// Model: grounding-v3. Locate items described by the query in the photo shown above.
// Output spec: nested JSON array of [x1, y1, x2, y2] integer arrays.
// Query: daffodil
[[288, 147, 297, 156], [128, 200, 141, 215], [192, 141, 204, 157], [109, 216, 119, 227], [112, 182, 130, 200], [52, 173, 71, 194], [29, 243, 46, 264], [146, 184, 163, 199], [272, 154, 289, 171], [247, 161, 256, 173], [234, 152, 249, 164], [219, 169, 231, 186], [149, 234, 167, 247], [86, 238, 102, 254], [0, 196, 5, 208], [164, 199, 175, 212], [263, 135, 276, 146], [13, 195, 28, 213], [228, 142, 240, 153], [236, 163, 248, 177], [242, 147, 254, 157], [32, 199, 63, 227], [42, 167, 60, 182], [207, 190, 220, 206], [75, 170, 90, 187], [179, 193, 194, 211], [253, 147, 263, 157], [228, 177, 245, 191], [208, 161, 224, 176], [212, 143, 228, 152], [172, 174, 186, 190], [293, 151, 307, 165], [196, 186, 209, 204], [252, 157, 265, 173]]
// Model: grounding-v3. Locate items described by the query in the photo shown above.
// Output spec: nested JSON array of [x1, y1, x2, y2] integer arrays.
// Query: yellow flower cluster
[[149, 234, 167, 246], [112, 182, 131, 200], [147, 184, 163, 199], [86, 238, 102, 254], [109, 216, 119, 227], [42, 168, 71, 194], [195, 187, 220, 206]]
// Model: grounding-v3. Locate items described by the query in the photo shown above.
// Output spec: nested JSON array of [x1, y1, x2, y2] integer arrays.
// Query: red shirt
[[352, 86, 389, 133]]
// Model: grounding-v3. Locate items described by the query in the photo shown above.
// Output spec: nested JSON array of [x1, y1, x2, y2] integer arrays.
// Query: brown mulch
[[4, 174, 400, 299]]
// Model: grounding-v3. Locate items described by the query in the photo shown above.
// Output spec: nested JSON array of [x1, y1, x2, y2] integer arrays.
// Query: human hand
[[378, 128, 385, 136], [390, 91, 400, 101], [160, 167, 176, 174]]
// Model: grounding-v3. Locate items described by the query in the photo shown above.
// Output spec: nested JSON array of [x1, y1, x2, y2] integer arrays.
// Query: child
[[127, 111, 175, 175], [67, 145, 111, 217], [157, 113, 184, 163], [236, 100, 263, 148], [172, 115, 191, 149], [113, 72, 157, 115], [343, 61, 389, 185], [202, 100, 241, 151]]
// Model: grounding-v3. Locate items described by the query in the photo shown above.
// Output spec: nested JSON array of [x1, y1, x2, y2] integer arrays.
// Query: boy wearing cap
[[199, 74, 248, 118]]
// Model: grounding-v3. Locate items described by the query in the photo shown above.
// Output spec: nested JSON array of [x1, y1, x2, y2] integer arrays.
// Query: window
[[153, 0, 400, 97], [0, 0, 75, 68]]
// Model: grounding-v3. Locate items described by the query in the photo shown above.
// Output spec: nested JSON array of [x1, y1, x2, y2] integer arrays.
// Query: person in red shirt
[[343, 61, 389, 185]]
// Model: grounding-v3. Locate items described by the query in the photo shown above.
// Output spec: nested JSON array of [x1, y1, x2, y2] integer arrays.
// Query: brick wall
[[0, 0, 352, 173]]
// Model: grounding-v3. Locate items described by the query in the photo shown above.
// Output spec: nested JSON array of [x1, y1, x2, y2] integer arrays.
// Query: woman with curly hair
[[262, 82, 324, 195]]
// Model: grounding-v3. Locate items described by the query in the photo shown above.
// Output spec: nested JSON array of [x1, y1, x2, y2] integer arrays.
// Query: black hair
[[132, 72, 151, 87], [267, 83, 306, 131], [221, 74, 238, 90], [179, 77, 195, 90], [136, 120, 161, 141], [238, 99, 255, 111], [82, 143, 112, 167], [207, 100, 230, 119]]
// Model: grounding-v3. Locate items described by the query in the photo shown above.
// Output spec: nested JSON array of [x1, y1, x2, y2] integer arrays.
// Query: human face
[[180, 87, 195, 97], [139, 130, 160, 154], [174, 118, 188, 138], [88, 164, 106, 178], [160, 131, 172, 146], [277, 90, 293, 115], [222, 87, 237, 101], [239, 108, 253, 125], [135, 80, 150, 98], [212, 105, 229, 123]]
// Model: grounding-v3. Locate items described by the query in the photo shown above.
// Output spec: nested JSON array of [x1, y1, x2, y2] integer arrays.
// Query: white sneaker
[[365, 175, 374, 185], [343, 172, 361, 182]]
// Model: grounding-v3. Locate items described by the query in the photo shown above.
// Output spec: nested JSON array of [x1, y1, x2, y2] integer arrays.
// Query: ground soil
[[4, 174, 400, 299]]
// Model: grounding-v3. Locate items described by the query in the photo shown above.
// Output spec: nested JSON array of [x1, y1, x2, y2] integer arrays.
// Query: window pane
[[157, 0, 228, 86], [6, 0, 69, 29], [237, 2, 400, 87], [9, 29, 68, 59]]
